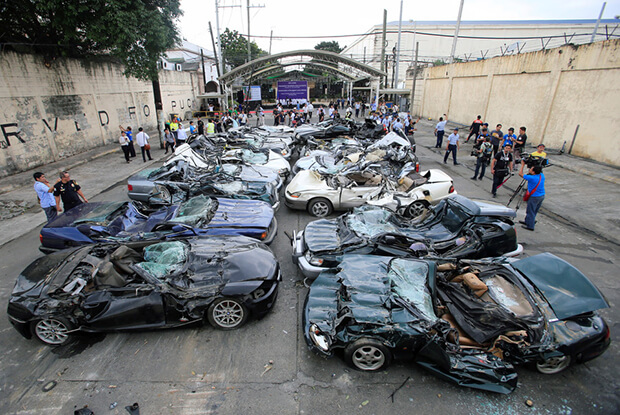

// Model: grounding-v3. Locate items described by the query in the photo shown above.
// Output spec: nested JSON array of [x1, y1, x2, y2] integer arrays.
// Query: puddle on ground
[[51, 333, 107, 358]]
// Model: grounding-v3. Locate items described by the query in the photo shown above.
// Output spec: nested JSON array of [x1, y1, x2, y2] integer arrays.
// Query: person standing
[[169, 118, 179, 140], [503, 127, 517, 148], [513, 126, 527, 167], [119, 125, 136, 158], [189, 121, 197, 135], [119, 131, 131, 163], [355, 102, 360, 118], [471, 135, 493, 180], [531, 143, 547, 158], [518, 162, 545, 231], [434, 114, 448, 148], [443, 128, 460, 165], [54, 171, 88, 213], [163, 127, 175, 154], [361, 101, 366, 117], [256, 105, 265, 126], [490, 124, 504, 155], [176, 123, 187, 146], [490, 144, 514, 198], [466, 115, 483, 143], [239, 110, 248, 126], [307, 102, 314, 121], [33, 172, 58, 223], [135, 127, 152, 162], [197, 117, 205, 135]]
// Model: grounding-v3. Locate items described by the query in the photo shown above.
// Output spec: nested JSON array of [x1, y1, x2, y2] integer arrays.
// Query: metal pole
[[247, 0, 251, 63], [410, 41, 418, 114], [449, 0, 465, 64], [569, 124, 580, 154], [208, 22, 221, 79], [380, 9, 387, 88], [363, 46, 366, 64], [269, 30, 273, 55], [214, 0, 224, 76], [200, 49, 207, 93], [591, 2, 607, 42], [394, 0, 404, 88]]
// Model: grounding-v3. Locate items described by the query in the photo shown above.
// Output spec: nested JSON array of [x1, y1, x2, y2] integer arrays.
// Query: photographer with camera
[[518, 160, 545, 231], [490, 144, 514, 198], [471, 135, 493, 180]]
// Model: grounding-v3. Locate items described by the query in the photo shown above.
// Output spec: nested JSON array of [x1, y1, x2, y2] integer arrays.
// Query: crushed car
[[8, 236, 282, 346], [292, 195, 522, 279], [39, 194, 278, 253], [303, 254, 610, 393]]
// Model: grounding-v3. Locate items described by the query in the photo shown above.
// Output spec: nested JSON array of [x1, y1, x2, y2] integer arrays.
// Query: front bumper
[[284, 195, 308, 211], [291, 230, 327, 279], [245, 269, 282, 320], [262, 218, 278, 245]]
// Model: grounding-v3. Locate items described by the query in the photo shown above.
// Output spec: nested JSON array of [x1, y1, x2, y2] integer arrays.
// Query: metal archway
[[250, 61, 357, 81]]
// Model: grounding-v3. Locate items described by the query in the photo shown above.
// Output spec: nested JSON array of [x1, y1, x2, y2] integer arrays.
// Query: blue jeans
[[525, 195, 544, 229], [435, 131, 445, 147], [473, 157, 487, 178]]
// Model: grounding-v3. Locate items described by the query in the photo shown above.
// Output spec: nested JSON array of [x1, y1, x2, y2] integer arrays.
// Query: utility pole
[[380, 9, 387, 89], [449, 0, 464, 64], [394, 0, 404, 88], [208, 22, 221, 80], [200, 49, 207, 92], [410, 41, 419, 113], [269, 30, 273, 54], [246, 0, 265, 63], [591, 2, 607, 42], [214, 0, 241, 75]]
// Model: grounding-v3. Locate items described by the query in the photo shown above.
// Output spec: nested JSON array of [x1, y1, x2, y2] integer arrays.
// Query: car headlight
[[305, 252, 324, 266], [281, 149, 289, 156], [277, 168, 289, 176], [309, 324, 330, 351]]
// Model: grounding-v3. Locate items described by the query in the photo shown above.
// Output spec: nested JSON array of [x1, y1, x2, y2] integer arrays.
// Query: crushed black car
[[303, 254, 610, 393], [8, 236, 281, 346]]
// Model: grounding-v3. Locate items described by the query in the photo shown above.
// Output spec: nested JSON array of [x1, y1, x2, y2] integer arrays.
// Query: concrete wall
[[0, 52, 200, 177], [416, 39, 620, 167]]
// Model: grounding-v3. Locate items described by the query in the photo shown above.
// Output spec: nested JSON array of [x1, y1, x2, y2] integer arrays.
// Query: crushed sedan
[[292, 196, 522, 279], [8, 236, 281, 346], [303, 254, 610, 393], [39, 195, 277, 253]]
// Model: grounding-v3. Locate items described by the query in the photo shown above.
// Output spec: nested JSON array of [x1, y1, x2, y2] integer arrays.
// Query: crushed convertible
[[293, 195, 522, 279], [303, 254, 610, 393], [8, 236, 281, 346]]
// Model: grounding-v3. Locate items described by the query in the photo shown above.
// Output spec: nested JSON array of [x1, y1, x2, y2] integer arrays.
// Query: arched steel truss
[[250, 61, 358, 81]]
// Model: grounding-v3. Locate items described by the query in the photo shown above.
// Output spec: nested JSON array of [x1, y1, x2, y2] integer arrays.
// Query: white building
[[164, 40, 220, 93], [342, 19, 619, 88]]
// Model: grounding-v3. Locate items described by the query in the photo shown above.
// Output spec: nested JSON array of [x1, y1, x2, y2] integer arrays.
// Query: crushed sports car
[[303, 254, 610, 393], [8, 235, 281, 346], [39, 194, 277, 253], [292, 195, 522, 279]]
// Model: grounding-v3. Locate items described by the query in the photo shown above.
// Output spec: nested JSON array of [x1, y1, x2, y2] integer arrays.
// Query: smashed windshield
[[389, 259, 437, 322], [169, 195, 216, 227], [136, 241, 188, 279], [241, 149, 268, 164], [441, 203, 470, 233], [346, 207, 399, 237], [73, 202, 126, 226]]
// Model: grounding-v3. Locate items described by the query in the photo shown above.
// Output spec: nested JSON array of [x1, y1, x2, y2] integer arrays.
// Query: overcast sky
[[178, 0, 619, 53]]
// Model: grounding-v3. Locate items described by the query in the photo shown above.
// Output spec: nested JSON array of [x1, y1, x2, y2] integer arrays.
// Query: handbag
[[523, 176, 541, 201], [144, 143, 151, 151]]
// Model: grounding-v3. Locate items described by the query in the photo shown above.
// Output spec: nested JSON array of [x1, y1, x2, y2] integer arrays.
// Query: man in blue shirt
[[33, 172, 57, 223], [443, 128, 460, 165], [434, 114, 448, 148], [503, 127, 517, 148], [518, 162, 545, 231]]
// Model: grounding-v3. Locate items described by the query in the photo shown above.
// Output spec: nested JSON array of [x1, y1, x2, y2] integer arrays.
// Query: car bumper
[[503, 244, 524, 257], [245, 269, 282, 319], [292, 230, 327, 279], [284, 196, 307, 211], [128, 191, 151, 202], [8, 314, 32, 339], [262, 218, 278, 245]]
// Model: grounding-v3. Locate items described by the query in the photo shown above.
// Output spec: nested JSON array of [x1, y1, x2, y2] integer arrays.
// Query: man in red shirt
[[466, 115, 483, 143]]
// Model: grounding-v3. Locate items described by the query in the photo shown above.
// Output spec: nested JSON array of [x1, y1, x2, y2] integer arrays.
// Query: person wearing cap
[[503, 127, 517, 148], [466, 115, 483, 143], [518, 161, 545, 231], [443, 128, 460, 165], [531, 144, 547, 158]]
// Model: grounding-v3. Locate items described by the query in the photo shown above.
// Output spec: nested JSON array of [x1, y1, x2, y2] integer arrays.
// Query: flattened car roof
[[512, 253, 609, 320]]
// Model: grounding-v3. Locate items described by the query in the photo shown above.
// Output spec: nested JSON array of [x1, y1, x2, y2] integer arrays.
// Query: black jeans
[[121, 145, 130, 162], [435, 131, 445, 148], [165, 141, 175, 153], [128, 141, 136, 157], [492, 171, 508, 195], [473, 157, 488, 178], [140, 146, 152, 162], [444, 144, 458, 164]]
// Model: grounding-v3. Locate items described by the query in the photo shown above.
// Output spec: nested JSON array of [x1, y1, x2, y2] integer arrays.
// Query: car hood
[[512, 253, 609, 319], [286, 170, 329, 193], [211, 198, 273, 229], [304, 219, 343, 252]]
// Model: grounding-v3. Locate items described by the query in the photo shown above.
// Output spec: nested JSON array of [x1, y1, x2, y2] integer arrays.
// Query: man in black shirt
[[54, 171, 88, 212], [197, 117, 205, 135], [490, 144, 514, 198], [490, 124, 504, 156], [513, 126, 528, 169]]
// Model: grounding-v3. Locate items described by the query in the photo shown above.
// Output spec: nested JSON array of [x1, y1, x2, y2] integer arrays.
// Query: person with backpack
[[471, 135, 493, 180]]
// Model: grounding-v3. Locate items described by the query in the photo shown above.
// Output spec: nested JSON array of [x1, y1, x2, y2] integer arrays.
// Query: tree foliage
[[220, 28, 267, 69], [314, 41, 344, 54], [0, 0, 182, 81]]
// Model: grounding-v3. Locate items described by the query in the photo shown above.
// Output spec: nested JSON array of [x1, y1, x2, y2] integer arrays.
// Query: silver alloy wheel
[[407, 201, 427, 218], [536, 355, 571, 374], [212, 299, 245, 329], [351, 345, 386, 371], [34, 319, 70, 345], [309, 199, 331, 217]]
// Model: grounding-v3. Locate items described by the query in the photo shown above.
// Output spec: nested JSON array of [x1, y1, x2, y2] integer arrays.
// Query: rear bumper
[[503, 244, 524, 257]]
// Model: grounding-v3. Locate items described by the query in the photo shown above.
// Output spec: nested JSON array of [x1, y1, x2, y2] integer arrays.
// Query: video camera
[[520, 153, 550, 168]]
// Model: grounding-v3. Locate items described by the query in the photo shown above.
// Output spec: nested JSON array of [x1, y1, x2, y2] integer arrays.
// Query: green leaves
[[220, 28, 267, 70], [314, 41, 344, 54]]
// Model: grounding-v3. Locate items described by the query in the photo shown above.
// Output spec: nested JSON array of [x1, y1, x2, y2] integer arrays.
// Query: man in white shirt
[[176, 123, 188, 146], [306, 102, 314, 121], [443, 127, 460, 165], [434, 114, 448, 148], [135, 127, 152, 162]]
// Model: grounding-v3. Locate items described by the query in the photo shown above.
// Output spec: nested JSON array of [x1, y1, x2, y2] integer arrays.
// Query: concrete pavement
[[0, 115, 618, 248]]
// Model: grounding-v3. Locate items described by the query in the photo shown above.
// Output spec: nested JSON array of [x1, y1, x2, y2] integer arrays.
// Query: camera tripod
[[506, 178, 527, 210]]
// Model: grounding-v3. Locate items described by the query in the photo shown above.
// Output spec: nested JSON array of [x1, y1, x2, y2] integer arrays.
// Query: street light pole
[[449, 0, 464, 64], [394, 0, 404, 88]]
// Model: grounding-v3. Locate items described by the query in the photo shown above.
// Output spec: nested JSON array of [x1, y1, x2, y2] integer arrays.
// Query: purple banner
[[277, 81, 308, 100]]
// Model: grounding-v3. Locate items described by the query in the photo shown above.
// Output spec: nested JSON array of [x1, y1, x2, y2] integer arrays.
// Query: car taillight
[[260, 231, 267, 240], [39, 234, 43, 243], [604, 325, 610, 341], [127, 184, 133, 191], [449, 185, 455, 193], [415, 162, 420, 173]]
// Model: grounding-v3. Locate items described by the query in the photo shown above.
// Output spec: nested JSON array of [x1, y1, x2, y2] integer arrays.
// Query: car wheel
[[406, 201, 428, 218], [31, 317, 74, 346], [344, 338, 392, 371], [536, 355, 571, 374], [308, 198, 333, 217], [207, 298, 248, 330]]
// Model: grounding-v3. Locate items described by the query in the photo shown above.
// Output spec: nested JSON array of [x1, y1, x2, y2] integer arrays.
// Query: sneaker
[[454, 162, 460, 165], [521, 225, 534, 231], [470, 176, 477, 180], [518, 220, 527, 225], [492, 194, 497, 198], [443, 161, 447, 164], [478, 177, 483, 181]]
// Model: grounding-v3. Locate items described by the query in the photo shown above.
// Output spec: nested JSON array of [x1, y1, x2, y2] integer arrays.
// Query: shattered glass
[[240, 149, 268, 164], [389, 259, 438, 322], [169, 195, 215, 227], [73, 202, 126, 226], [137, 241, 188, 279], [345, 207, 399, 237]]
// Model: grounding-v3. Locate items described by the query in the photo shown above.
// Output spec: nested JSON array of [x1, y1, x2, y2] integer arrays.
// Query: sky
[[178, 0, 619, 54]]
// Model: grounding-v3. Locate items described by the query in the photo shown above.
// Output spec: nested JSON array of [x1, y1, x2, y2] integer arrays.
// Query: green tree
[[314, 41, 344, 54], [0, 0, 182, 81], [220, 28, 267, 69]]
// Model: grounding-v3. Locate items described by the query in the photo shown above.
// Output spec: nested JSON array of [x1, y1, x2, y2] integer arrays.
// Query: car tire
[[406, 201, 428, 219], [535, 355, 571, 374], [31, 316, 75, 346], [207, 298, 248, 330], [344, 338, 392, 371], [308, 198, 333, 217]]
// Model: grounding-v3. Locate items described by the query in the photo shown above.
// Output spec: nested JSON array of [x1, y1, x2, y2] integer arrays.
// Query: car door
[[339, 173, 380, 209]]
